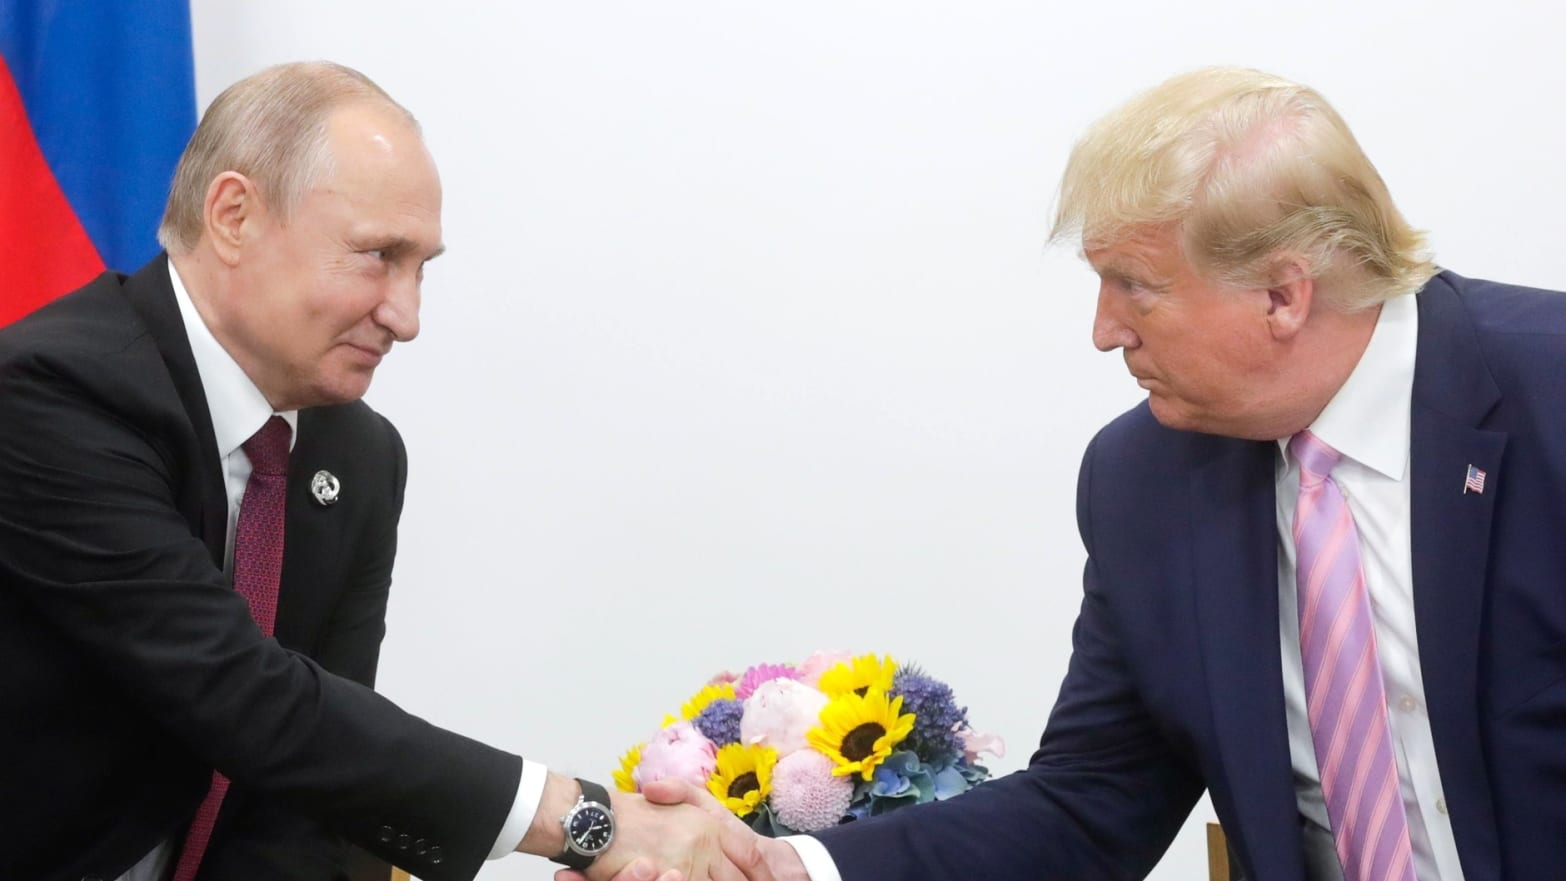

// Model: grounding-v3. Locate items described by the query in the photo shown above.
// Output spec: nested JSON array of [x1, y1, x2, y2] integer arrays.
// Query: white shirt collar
[[1277, 292, 1418, 480], [167, 258, 298, 456]]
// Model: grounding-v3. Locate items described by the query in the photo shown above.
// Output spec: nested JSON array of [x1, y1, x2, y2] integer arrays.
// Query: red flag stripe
[[0, 55, 105, 326]]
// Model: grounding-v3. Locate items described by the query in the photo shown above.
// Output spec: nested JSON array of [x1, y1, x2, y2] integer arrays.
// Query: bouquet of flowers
[[612, 651, 1004, 835]]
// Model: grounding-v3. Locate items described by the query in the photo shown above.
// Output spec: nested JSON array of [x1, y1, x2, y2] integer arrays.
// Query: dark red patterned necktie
[[172, 415, 291, 881]]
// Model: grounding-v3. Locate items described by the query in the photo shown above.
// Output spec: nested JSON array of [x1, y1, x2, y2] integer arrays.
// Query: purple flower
[[891, 665, 967, 760], [693, 698, 744, 747]]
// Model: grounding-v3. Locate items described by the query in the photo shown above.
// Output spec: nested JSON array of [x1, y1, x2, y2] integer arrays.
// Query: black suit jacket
[[0, 258, 522, 881]]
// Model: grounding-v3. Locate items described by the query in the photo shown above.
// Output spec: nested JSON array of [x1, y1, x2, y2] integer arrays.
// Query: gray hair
[[157, 61, 419, 253]]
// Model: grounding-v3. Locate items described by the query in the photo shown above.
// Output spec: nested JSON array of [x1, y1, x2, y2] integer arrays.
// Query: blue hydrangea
[[693, 697, 743, 746], [891, 665, 968, 761]]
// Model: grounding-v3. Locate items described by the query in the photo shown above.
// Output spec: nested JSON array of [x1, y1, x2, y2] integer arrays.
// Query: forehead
[[1084, 224, 1186, 275], [307, 104, 443, 251]]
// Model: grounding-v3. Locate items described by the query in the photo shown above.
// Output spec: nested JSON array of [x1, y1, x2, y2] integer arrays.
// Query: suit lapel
[[119, 256, 228, 566], [1408, 279, 1505, 880], [1191, 437, 1307, 881]]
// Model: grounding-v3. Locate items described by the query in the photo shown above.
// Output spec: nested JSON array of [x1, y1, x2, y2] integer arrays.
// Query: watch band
[[578, 778, 611, 813], [553, 778, 613, 870]]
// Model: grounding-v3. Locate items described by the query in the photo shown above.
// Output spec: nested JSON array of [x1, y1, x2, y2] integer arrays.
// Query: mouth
[[344, 342, 390, 365]]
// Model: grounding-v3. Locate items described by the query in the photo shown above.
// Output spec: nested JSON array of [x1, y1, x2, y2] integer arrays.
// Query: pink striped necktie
[[1290, 430, 1416, 881], [172, 415, 291, 881]]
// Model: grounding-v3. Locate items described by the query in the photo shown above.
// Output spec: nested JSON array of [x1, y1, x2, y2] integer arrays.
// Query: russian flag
[[1, 2, 195, 326]]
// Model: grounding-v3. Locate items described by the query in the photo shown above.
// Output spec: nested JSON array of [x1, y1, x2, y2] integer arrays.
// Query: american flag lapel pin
[[1463, 464, 1487, 495]]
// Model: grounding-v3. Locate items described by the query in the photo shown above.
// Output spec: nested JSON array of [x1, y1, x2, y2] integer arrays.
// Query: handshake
[[515, 654, 1001, 881], [517, 771, 804, 881]]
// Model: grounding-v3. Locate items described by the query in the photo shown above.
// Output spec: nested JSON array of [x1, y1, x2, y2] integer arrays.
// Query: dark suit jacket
[[0, 258, 523, 881], [814, 271, 1566, 881]]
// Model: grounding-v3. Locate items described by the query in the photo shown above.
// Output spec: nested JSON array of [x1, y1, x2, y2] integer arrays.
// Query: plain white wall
[[188, 2, 1565, 878]]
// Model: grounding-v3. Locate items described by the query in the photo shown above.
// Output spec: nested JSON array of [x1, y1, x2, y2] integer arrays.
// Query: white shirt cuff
[[488, 760, 549, 859], [779, 834, 842, 881]]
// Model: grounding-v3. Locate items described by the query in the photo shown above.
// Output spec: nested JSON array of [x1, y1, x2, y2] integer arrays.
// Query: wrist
[[518, 772, 579, 856]]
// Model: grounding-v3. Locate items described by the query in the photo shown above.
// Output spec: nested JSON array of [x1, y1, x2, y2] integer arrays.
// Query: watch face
[[568, 804, 615, 855]]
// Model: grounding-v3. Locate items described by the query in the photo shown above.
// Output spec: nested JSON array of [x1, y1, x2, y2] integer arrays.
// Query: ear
[[202, 172, 259, 266], [1263, 256, 1315, 341]]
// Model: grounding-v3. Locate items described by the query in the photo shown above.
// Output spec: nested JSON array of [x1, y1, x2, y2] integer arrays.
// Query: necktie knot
[[1289, 430, 1341, 485], [243, 416, 291, 476]]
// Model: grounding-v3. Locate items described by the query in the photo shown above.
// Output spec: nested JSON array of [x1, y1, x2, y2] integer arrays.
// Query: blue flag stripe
[[0, 1, 195, 272]]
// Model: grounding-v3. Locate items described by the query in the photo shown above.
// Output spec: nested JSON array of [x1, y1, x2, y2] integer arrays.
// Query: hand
[[559, 779, 799, 881], [519, 774, 737, 881], [583, 787, 739, 881]]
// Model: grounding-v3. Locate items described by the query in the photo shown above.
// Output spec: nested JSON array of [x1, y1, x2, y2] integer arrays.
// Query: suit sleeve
[[0, 346, 519, 881], [811, 433, 1204, 880]]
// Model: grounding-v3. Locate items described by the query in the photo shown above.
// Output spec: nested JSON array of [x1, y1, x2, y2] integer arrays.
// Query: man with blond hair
[[597, 67, 1566, 881], [0, 62, 764, 881]]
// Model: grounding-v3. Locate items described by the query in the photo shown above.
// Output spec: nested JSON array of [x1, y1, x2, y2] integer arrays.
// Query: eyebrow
[[1091, 257, 1169, 292], [356, 237, 446, 261]]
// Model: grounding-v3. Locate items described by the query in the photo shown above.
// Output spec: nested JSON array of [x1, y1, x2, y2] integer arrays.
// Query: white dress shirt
[[784, 294, 1464, 881], [119, 260, 542, 880], [1275, 293, 1463, 881]]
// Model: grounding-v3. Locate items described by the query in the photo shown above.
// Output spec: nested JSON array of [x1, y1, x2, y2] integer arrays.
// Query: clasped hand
[[565, 780, 797, 881]]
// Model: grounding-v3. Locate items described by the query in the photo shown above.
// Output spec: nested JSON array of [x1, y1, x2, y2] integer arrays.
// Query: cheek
[[305, 275, 385, 329]]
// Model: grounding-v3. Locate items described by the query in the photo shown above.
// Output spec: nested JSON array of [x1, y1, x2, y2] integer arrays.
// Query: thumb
[[639, 777, 706, 807]]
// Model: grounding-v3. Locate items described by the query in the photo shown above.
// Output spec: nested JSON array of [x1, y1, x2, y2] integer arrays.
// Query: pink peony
[[635, 721, 717, 788], [770, 749, 854, 832], [739, 679, 828, 757], [960, 727, 1006, 763], [794, 650, 854, 688], [734, 663, 798, 700]]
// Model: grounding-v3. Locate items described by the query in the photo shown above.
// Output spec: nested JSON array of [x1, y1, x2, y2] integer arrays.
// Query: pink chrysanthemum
[[734, 663, 798, 700], [769, 749, 854, 832]]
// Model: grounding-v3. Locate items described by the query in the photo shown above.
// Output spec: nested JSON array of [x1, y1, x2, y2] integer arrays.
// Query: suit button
[[379, 825, 395, 843], [429, 845, 444, 864], [415, 838, 430, 855], [397, 832, 412, 849]]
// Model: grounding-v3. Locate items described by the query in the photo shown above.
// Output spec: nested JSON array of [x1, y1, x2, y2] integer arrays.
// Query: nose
[[1092, 284, 1139, 353], [375, 273, 421, 343]]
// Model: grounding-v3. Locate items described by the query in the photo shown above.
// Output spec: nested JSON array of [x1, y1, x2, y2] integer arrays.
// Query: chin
[[308, 374, 375, 408]]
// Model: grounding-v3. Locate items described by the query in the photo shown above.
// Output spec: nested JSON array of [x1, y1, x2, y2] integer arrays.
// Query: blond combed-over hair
[[1050, 67, 1436, 311], [157, 61, 418, 254]]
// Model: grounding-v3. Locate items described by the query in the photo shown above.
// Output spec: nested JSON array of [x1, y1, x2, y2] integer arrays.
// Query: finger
[[571, 858, 657, 881], [640, 777, 702, 806], [718, 827, 774, 881]]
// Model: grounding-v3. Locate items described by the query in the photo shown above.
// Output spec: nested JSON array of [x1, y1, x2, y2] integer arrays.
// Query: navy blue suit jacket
[[815, 271, 1566, 880]]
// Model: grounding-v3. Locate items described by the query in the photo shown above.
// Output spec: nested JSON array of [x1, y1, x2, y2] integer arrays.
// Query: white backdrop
[[188, 2, 1566, 878]]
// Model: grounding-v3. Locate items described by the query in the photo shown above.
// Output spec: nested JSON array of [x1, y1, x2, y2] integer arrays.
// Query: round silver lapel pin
[[310, 470, 341, 506]]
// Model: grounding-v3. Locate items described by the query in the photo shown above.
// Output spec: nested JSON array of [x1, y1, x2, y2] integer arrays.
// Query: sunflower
[[816, 653, 898, 699], [807, 688, 916, 781], [612, 743, 643, 793], [706, 743, 778, 817], [681, 682, 737, 721]]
